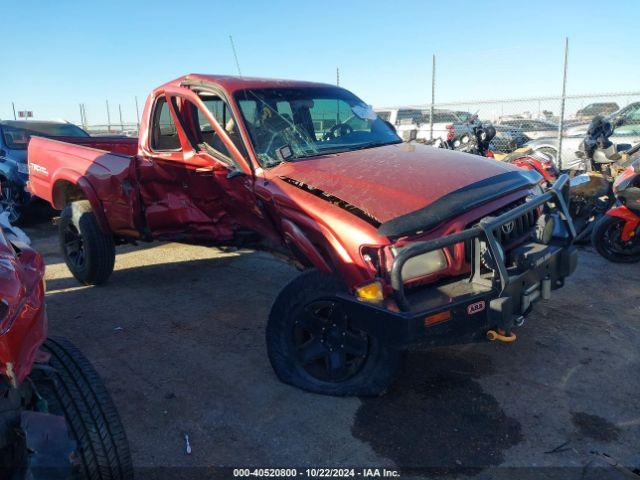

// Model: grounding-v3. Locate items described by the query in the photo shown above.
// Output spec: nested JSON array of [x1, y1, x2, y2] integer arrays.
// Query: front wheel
[[35, 337, 134, 480], [266, 270, 402, 396], [591, 214, 640, 263], [59, 200, 115, 285]]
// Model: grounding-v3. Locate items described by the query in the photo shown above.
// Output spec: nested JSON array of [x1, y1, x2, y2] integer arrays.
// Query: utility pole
[[229, 35, 242, 76], [557, 37, 569, 171], [430, 54, 436, 141], [11, 102, 16, 120], [79, 103, 84, 127], [106, 100, 111, 132], [336, 67, 341, 123], [118, 104, 124, 132]]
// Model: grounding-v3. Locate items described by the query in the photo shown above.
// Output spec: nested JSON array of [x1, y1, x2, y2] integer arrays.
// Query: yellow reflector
[[355, 281, 384, 303], [424, 310, 451, 326]]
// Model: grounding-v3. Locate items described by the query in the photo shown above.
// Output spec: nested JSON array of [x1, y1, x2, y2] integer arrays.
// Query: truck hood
[[272, 143, 532, 228]]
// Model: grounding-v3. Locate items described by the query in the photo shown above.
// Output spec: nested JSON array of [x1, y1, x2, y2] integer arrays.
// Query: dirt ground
[[23, 221, 640, 479]]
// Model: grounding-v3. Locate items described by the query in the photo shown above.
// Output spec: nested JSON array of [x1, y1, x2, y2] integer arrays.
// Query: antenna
[[229, 35, 242, 76]]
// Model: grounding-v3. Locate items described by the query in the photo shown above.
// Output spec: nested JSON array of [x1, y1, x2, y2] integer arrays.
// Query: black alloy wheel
[[293, 300, 369, 383]]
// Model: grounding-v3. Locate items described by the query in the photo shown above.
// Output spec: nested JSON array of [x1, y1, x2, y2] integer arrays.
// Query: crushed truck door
[[136, 86, 274, 242]]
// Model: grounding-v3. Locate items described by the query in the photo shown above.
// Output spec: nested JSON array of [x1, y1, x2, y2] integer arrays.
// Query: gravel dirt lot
[[23, 220, 640, 479]]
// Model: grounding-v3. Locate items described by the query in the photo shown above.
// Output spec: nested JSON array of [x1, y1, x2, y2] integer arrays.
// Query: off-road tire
[[592, 214, 640, 263], [37, 336, 133, 480], [266, 269, 402, 396], [59, 200, 115, 285]]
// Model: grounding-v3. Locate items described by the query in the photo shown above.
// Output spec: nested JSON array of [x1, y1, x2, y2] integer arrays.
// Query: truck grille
[[463, 199, 539, 261], [494, 207, 538, 247]]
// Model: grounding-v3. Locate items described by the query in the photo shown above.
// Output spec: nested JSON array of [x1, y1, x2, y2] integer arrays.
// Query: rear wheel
[[0, 181, 23, 224], [34, 337, 134, 480], [592, 215, 640, 263], [59, 200, 115, 285], [266, 270, 402, 396]]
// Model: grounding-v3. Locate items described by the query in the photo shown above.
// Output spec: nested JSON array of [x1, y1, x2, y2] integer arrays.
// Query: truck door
[[137, 88, 274, 242]]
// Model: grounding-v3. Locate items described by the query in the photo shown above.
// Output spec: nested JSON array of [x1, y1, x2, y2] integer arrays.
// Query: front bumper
[[338, 175, 578, 348]]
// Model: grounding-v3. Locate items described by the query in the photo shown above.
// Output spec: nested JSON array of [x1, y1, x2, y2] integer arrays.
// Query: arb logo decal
[[467, 301, 486, 315]]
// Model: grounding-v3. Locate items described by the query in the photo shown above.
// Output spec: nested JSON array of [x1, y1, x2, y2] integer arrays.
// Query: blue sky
[[1, 0, 639, 124]]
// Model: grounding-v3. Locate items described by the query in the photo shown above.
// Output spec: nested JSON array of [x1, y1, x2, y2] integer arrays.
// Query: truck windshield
[[235, 87, 401, 167], [1, 122, 89, 150]]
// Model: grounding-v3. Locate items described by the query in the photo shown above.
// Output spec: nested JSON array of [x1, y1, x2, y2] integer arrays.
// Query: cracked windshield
[[235, 86, 401, 167]]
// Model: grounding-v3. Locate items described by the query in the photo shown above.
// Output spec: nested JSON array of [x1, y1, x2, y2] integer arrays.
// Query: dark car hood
[[272, 143, 534, 228]]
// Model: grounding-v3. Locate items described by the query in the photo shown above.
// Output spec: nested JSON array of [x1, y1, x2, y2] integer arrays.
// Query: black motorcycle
[[435, 115, 497, 157]]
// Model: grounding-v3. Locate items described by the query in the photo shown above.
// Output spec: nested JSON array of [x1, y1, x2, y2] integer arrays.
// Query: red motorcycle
[[591, 155, 640, 262], [507, 150, 559, 186]]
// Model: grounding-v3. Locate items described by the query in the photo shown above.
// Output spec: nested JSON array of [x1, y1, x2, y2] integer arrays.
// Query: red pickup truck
[[28, 74, 577, 396]]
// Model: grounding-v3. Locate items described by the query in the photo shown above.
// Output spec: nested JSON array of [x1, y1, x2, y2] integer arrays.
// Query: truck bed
[[55, 135, 139, 157], [27, 136, 141, 237]]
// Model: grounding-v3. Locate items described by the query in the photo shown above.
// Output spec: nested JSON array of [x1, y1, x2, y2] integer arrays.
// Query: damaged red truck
[[27, 75, 578, 396]]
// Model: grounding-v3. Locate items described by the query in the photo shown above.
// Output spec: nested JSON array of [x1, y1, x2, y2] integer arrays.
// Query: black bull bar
[[389, 174, 576, 312]]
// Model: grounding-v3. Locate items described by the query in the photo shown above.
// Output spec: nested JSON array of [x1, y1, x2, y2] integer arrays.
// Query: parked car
[[498, 119, 558, 140], [453, 111, 474, 122], [0, 120, 90, 222], [374, 107, 462, 142], [491, 125, 530, 153], [575, 102, 619, 121], [0, 220, 132, 478], [526, 102, 640, 170], [28, 74, 577, 396], [375, 108, 422, 141]]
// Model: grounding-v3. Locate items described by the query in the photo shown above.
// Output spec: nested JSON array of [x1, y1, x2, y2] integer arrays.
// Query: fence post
[[557, 37, 569, 171], [430, 54, 436, 141]]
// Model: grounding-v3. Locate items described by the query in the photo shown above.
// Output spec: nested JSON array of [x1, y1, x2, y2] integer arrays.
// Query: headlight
[[393, 247, 448, 282]]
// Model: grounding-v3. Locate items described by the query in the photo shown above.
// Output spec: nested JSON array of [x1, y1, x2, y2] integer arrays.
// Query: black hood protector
[[377, 170, 542, 237]]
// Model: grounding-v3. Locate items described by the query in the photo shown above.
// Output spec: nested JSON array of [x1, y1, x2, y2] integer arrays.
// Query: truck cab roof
[[162, 74, 336, 95]]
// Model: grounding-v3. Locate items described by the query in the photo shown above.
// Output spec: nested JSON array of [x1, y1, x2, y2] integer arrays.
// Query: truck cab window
[[151, 97, 181, 151], [198, 95, 247, 160], [175, 96, 246, 165]]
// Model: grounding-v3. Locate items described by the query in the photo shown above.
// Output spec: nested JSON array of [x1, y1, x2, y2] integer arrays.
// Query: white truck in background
[[375, 107, 462, 143]]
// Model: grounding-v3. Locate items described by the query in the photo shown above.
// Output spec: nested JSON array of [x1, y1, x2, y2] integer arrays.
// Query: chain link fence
[[373, 41, 640, 169], [376, 92, 640, 168]]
